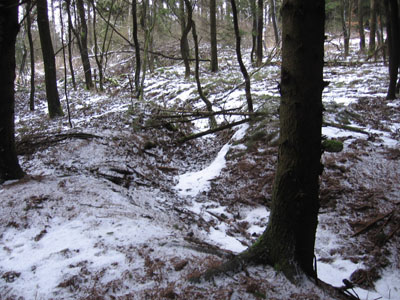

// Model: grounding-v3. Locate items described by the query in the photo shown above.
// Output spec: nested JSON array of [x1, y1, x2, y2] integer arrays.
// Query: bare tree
[[357, 0, 366, 53], [256, 0, 263, 66], [37, 0, 63, 118], [75, 0, 94, 89], [230, 0, 253, 112], [210, 0, 218, 72], [25, 0, 35, 110], [132, 0, 141, 97], [180, 0, 191, 79], [369, 0, 377, 54], [0, 0, 24, 183], [184, 0, 217, 128], [384, 0, 400, 99]]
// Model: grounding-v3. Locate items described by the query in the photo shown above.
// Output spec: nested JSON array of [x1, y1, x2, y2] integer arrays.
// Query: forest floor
[[1, 42, 400, 299]]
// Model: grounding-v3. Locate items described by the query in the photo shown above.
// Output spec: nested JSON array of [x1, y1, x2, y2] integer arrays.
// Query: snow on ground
[[2, 41, 400, 299], [175, 124, 249, 197]]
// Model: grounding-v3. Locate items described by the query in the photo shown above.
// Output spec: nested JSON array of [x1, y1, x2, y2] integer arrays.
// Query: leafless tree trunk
[[230, 0, 253, 112], [26, 0, 35, 110], [37, 0, 63, 118], [210, 0, 218, 72], [357, 0, 366, 53], [0, 0, 24, 182]]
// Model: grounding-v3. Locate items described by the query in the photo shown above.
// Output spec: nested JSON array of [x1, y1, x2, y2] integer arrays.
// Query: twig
[[352, 210, 393, 237]]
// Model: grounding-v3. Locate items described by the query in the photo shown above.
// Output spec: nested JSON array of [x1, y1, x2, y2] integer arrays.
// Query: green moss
[[322, 139, 343, 153], [251, 291, 266, 299]]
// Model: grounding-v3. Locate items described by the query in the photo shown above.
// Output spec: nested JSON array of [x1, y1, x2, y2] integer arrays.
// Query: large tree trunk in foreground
[[37, 0, 63, 118], [0, 0, 24, 183], [243, 0, 325, 282]]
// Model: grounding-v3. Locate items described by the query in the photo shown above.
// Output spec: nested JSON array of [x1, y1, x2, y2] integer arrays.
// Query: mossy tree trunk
[[0, 0, 24, 183], [243, 0, 325, 282]]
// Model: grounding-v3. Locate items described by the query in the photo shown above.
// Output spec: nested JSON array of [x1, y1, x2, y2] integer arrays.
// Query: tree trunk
[[270, 0, 280, 46], [37, 0, 63, 118], [185, 0, 217, 128], [256, 0, 263, 66], [243, 0, 325, 282], [139, 0, 157, 101], [66, 2, 76, 91], [369, 0, 377, 54], [132, 0, 141, 97], [76, 0, 94, 90], [230, 0, 253, 113], [340, 0, 351, 57], [250, 0, 257, 64], [179, 0, 191, 79], [358, 0, 366, 53], [26, 0, 35, 111], [384, 0, 400, 99], [0, 0, 25, 183], [210, 0, 218, 72]]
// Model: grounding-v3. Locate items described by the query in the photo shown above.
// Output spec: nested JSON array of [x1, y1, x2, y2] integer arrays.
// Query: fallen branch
[[323, 122, 369, 135], [177, 117, 256, 144], [17, 132, 102, 155], [352, 210, 393, 237], [152, 109, 266, 119]]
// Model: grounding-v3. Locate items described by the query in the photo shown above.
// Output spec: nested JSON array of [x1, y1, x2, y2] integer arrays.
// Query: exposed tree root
[[189, 252, 359, 300]]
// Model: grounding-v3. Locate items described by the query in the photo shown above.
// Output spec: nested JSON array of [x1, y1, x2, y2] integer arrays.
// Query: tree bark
[[179, 0, 191, 79], [357, 0, 366, 53], [76, 0, 94, 90], [256, 0, 263, 66], [66, 1, 76, 90], [270, 0, 280, 46], [243, 0, 325, 282], [384, 0, 400, 99], [37, 0, 63, 118], [185, 0, 217, 128], [132, 0, 141, 97], [0, 0, 24, 183], [210, 0, 218, 72], [230, 0, 254, 112], [340, 0, 352, 57], [250, 0, 257, 64], [369, 0, 377, 54], [26, 0, 35, 110]]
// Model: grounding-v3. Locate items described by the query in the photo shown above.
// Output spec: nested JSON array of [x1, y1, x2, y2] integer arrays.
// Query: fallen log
[[177, 117, 256, 144]]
